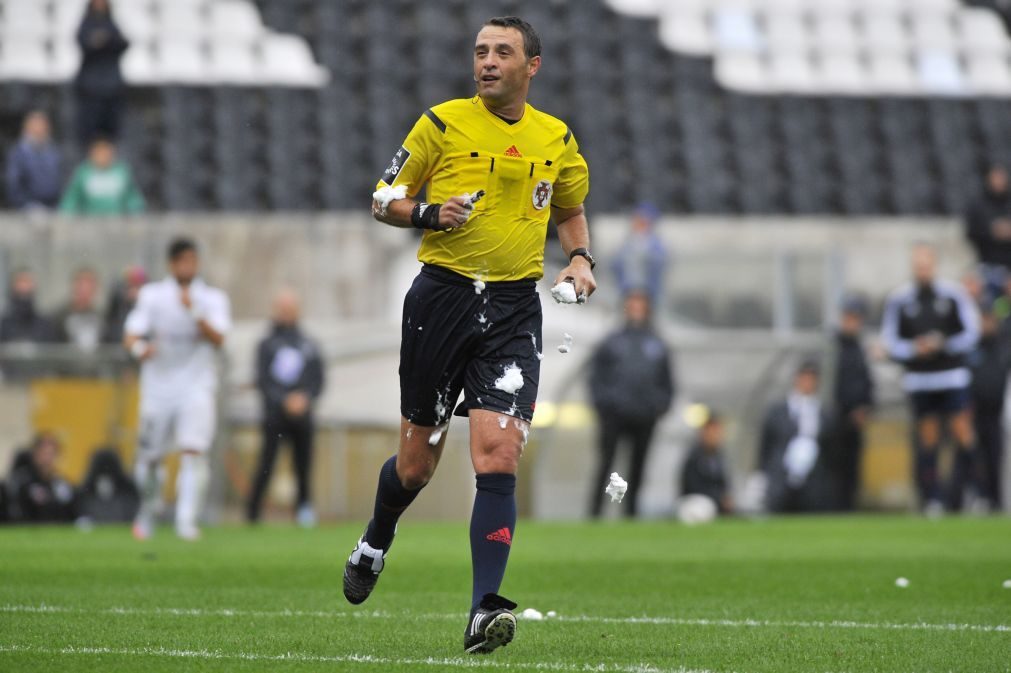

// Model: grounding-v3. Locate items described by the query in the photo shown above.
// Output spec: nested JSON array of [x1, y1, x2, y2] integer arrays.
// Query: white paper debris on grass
[[519, 608, 543, 621], [605, 472, 628, 503], [550, 281, 579, 304], [494, 363, 524, 395], [372, 184, 407, 214], [895, 577, 910, 588], [557, 333, 573, 354], [1003, 579, 1011, 589]]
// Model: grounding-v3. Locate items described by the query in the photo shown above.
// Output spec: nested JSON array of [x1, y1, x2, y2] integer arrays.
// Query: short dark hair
[[485, 16, 541, 60], [167, 237, 198, 261]]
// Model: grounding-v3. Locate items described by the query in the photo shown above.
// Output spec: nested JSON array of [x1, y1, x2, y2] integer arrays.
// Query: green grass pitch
[[1, 516, 1010, 672]]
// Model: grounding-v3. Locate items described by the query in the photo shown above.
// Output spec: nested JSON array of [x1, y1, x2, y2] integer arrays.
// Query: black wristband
[[411, 202, 445, 231]]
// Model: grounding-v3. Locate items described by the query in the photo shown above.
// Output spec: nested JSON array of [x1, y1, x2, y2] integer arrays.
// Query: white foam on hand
[[605, 472, 628, 503], [494, 363, 524, 395], [372, 185, 407, 214], [557, 333, 573, 354], [550, 281, 579, 304]]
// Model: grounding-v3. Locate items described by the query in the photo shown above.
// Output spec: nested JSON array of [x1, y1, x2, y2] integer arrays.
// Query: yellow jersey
[[376, 96, 589, 282]]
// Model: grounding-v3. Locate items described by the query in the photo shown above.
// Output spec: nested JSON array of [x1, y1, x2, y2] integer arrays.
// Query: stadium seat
[[811, 10, 860, 54], [712, 6, 763, 53], [0, 35, 53, 81], [0, 0, 50, 37], [156, 1, 206, 39], [122, 42, 156, 84], [658, 8, 713, 57], [819, 53, 868, 95], [156, 40, 206, 85], [51, 39, 80, 80], [958, 8, 1010, 55], [860, 12, 910, 55], [966, 53, 1011, 95], [769, 52, 817, 94], [209, 42, 258, 86], [915, 48, 966, 96], [909, 13, 958, 50], [762, 12, 809, 52], [714, 52, 768, 93], [114, 2, 157, 43], [52, 0, 88, 39], [209, 0, 264, 44], [867, 53, 919, 95]]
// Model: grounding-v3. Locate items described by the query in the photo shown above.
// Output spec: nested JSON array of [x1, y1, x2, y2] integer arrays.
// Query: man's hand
[[284, 391, 310, 417], [554, 255, 596, 300], [992, 218, 1011, 240], [437, 196, 473, 230], [914, 333, 943, 357], [849, 406, 870, 428]]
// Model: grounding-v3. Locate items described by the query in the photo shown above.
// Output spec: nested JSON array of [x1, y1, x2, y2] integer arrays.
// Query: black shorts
[[400, 264, 542, 425], [910, 387, 971, 417]]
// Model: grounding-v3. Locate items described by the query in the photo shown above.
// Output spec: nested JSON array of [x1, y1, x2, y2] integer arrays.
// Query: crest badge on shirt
[[532, 179, 552, 210]]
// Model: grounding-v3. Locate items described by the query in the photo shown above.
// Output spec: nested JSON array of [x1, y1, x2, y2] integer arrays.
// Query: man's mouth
[[481, 74, 500, 83]]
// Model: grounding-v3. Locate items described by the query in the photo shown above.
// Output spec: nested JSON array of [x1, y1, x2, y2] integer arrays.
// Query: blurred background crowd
[[2, 0, 1011, 527]]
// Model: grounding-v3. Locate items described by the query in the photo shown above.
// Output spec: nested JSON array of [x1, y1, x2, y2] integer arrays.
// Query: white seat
[[260, 33, 328, 87], [51, 39, 81, 80], [52, 0, 90, 39], [156, 39, 207, 84], [909, 13, 957, 50], [966, 53, 1011, 95], [1, 0, 51, 37], [0, 35, 53, 81], [156, 1, 205, 39], [901, 0, 957, 9], [114, 1, 157, 43], [714, 51, 768, 93], [958, 9, 1010, 55], [760, 0, 805, 10], [915, 48, 965, 96], [811, 11, 859, 54], [769, 51, 817, 93], [860, 11, 909, 55], [712, 6, 763, 53], [866, 52, 919, 95], [209, 0, 264, 43], [602, 0, 668, 18], [658, 10, 712, 57], [209, 41, 258, 85], [763, 12, 809, 53], [122, 41, 156, 84], [818, 52, 867, 95]]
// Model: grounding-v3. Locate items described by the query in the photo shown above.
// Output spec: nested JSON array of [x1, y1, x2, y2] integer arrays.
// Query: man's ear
[[528, 55, 542, 78]]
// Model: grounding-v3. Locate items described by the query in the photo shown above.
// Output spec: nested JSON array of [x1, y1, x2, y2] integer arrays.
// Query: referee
[[881, 243, 981, 515], [343, 17, 596, 654]]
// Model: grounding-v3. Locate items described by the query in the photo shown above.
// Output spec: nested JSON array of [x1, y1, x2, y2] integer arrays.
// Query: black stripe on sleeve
[[562, 127, 572, 145], [470, 151, 479, 157], [424, 109, 447, 133], [490, 157, 495, 173]]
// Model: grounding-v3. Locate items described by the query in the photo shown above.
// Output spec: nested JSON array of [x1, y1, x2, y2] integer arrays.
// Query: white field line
[[0, 643, 710, 673], [1, 603, 1009, 634]]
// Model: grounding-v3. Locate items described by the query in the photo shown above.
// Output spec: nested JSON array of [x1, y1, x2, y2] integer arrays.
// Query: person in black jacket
[[965, 165, 1011, 297], [588, 291, 675, 517], [247, 290, 325, 525], [74, 0, 129, 146], [759, 361, 838, 513], [833, 295, 875, 510], [969, 300, 1010, 510], [13, 432, 78, 523], [680, 412, 732, 514]]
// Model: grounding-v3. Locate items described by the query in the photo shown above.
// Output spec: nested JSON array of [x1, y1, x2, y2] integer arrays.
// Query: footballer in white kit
[[123, 238, 231, 541]]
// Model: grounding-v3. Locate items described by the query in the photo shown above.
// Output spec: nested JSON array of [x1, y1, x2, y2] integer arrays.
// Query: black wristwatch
[[569, 247, 596, 270]]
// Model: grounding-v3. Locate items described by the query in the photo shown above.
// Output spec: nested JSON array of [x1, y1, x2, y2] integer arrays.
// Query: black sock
[[470, 473, 516, 615], [953, 444, 981, 501], [364, 455, 422, 550], [916, 447, 941, 504]]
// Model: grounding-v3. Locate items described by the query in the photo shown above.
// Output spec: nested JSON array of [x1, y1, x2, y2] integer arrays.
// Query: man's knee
[[396, 456, 436, 490], [474, 439, 522, 475]]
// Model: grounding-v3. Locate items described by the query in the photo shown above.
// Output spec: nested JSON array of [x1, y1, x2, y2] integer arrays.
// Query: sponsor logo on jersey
[[532, 180, 552, 210], [381, 146, 411, 185], [504, 145, 523, 158]]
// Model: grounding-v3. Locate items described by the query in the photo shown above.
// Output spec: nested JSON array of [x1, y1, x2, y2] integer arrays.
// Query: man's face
[[12, 272, 35, 299], [24, 113, 50, 144], [795, 370, 819, 396], [982, 312, 999, 337], [170, 250, 199, 284], [911, 246, 936, 285], [33, 438, 59, 477], [700, 422, 724, 450], [988, 167, 1009, 194], [72, 272, 98, 309], [474, 26, 539, 107], [624, 293, 650, 325], [840, 311, 863, 335], [272, 291, 300, 327], [89, 140, 115, 169]]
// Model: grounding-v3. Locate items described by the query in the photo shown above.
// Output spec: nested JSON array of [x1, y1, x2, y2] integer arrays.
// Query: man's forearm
[[372, 198, 418, 228], [556, 212, 590, 256]]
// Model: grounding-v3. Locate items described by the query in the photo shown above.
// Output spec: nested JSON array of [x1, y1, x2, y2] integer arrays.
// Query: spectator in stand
[[4, 110, 62, 210], [247, 289, 325, 527], [102, 265, 147, 344], [59, 138, 144, 216], [759, 361, 838, 513], [612, 203, 668, 306], [965, 165, 1011, 297], [0, 269, 55, 344], [588, 290, 676, 518], [969, 299, 1009, 511], [74, 0, 129, 146], [833, 295, 875, 511], [53, 267, 104, 353], [680, 412, 733, 514], [12, 432, 78, 523]]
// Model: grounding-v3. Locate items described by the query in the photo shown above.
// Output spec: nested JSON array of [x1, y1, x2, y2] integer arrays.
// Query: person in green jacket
[[60, 137, 144, 215]]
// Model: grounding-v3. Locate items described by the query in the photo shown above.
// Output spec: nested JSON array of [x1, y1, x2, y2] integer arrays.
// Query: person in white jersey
[[123, 238, 231, 541]]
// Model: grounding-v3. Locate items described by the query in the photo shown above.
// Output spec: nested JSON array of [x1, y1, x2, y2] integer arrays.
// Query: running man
[[124, 238, 231, 540], [881, 243, 980, 515], [344, 16, 596, 654]]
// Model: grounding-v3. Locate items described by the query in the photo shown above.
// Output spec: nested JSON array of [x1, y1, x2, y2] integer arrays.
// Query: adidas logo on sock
[[504, 145, 522, 158], [486, 527, 512, 546]]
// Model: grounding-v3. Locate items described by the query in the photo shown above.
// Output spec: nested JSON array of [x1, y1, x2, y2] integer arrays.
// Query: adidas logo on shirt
[[504, 145, 523, 158]]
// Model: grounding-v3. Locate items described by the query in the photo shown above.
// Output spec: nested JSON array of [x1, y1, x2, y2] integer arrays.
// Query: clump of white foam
[[550, 281, 579, 304], [519, 608, 543, 621], [1003, 579, 1011, 589], [895, 577, 910, 589], [605, 472, 628, 503], [473, 276, 486, 295], [557, 333, 573, 354], [428, 426, 445, 446], [494, 363, 524, 395], [514, 419, 530, 444], [498, 416, 508, 430], [546, 610, 557, 618], [529, 332, 542, 361], [477, 313, 488, 324], [372, 184, 407, 215]]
